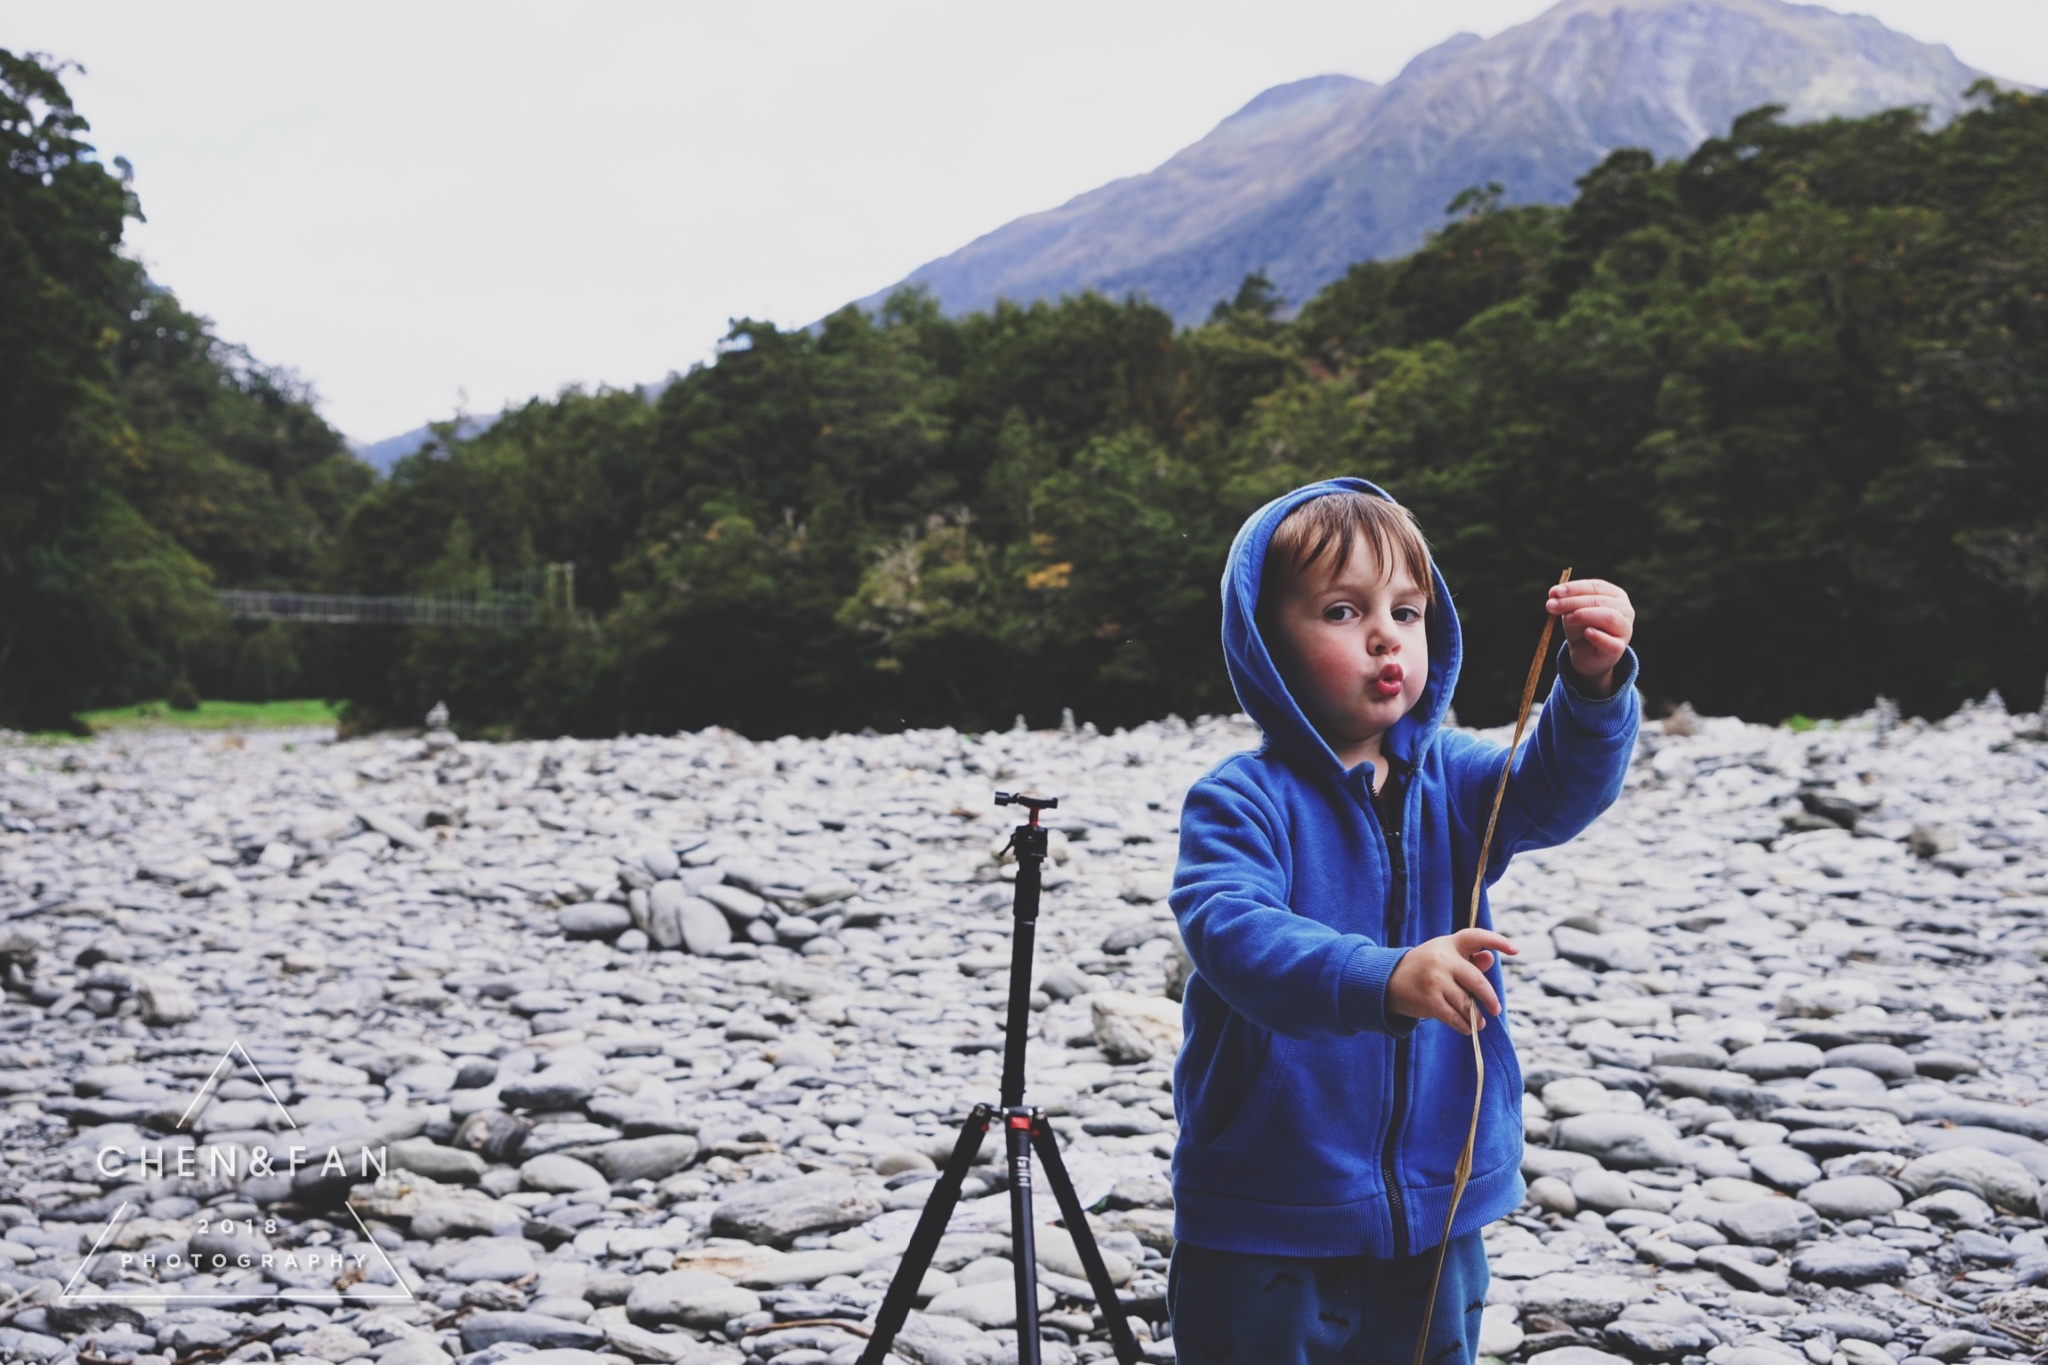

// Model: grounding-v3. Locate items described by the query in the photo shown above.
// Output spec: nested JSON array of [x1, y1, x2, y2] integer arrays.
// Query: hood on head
[[1219, 476, 1462, 775]]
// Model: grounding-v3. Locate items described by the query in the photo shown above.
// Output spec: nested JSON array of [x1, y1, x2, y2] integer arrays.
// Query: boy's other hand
[[1547, 578, 1635, 698], [1387, 929, 1517, 1035]]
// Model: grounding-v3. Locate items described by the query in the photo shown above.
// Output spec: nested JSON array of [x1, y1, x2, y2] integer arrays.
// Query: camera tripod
[[857, 792, 1143, 1365]]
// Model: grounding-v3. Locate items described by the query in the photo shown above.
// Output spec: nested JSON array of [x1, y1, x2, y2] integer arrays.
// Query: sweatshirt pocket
[[1474, 1011, 1526, 1172], [1203, 1034, 1290, 1156], [1185, 1016, 1284, 1154], [1479, 1010, 1523, 1101]]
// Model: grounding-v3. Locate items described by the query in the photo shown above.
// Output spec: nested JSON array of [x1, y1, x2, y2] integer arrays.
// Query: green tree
[[0, 49, 373, 727], [0, 51, 217, 728]]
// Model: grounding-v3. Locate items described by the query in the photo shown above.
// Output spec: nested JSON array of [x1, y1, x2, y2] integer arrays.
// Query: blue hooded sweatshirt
[[1170, 477, 1640, 1259]]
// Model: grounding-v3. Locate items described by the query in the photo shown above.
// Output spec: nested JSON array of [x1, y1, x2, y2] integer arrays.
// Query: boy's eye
[[1393, 607, 1422, 625], [1323, 604, 1358, 622]]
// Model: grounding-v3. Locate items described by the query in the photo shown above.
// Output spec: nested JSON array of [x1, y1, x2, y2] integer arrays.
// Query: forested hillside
[[0, 51, 369, 731], [330, 90, 2048, 737], [8, 40, 2045, 739]]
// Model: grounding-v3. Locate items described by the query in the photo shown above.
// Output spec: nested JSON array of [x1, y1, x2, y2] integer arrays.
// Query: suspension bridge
[[218, 564, 581, 629]]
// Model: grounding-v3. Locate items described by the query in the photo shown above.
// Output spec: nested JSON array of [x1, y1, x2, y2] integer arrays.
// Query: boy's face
[[1264, 534, 1430, 765]]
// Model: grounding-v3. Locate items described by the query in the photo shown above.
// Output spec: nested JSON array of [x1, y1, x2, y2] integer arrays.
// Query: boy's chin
[[1353, 697, 1419, 725], [1328, 715, 1401, 747]]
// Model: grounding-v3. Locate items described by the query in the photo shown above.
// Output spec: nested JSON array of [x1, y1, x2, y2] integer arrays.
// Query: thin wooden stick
[[741, 1317, 873, 1339], [1410, 568, 1570, 1365]]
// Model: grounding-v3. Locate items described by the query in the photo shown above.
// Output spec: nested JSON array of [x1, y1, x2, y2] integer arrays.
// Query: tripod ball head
[[993, 791, 1058, 812]]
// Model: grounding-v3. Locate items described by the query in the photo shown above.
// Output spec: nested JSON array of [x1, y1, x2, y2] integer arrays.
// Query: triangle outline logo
[[61, 1038, 419, 1303]]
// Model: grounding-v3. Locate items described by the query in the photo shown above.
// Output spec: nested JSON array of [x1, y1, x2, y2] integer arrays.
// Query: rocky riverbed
[[0, 695, 2046, 1365]]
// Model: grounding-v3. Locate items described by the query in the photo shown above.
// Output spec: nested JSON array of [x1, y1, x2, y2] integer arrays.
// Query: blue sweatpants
[[1166, 1232, 1490, 1365]]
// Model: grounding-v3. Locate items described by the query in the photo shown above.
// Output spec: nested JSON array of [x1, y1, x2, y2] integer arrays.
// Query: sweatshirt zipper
[[1375, 768, 1412, 1258]]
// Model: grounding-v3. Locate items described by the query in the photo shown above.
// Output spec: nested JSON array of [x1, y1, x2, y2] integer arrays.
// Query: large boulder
[[1802, 1176, 1904, 1221], [520, 1153, 609, 1193], [1516, 1272, 1649, 1326], [677, 896, 732, 954], [1745, 1145, 1822, 1192], [1090, 992, 1183, 1064], [646, 881, 690, 950], [410, 1195, 522, 1240], [1526, 1351, 1634, 1365], [1791, 1243, 1911, 1286], [1604, 1304, 1720, 1361], [443, 1237, 537, 1283], [1898, 1147, 2041, 1215], [1551, 1113, 1686, 1170], [1726, 1042, 1826, 1080], [924, 1277, 1055, 1329], [500, 1066, 596, 1112], [1569, 1167, 1672, 1215], [709, 1171, 884, 1247], [387, 1137, 486, 1184], [45, 1301, 148, 1335], [1649, 1067, 1775, 1119], [558, 903, 632, 941], [625, 1269, 761, 1330], [577, 1134, 701, 1183], [459, 1312, 608, 1353], [1712, 1198, 1821, 1248]]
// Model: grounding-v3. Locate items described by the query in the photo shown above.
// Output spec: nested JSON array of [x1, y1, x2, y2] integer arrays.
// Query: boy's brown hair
[[1260, 491, 1437, 614]]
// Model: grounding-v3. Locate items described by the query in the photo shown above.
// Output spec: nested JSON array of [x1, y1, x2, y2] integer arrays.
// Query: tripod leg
[[858, 1105, 993, 1365], [1031, 1121, 1144, 1365], [1006, 1112, 1042, 1365]]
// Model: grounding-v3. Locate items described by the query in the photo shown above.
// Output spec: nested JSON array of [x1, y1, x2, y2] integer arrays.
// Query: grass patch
[[76, 698, 341, 733], [1782, 713, 1817, 732]]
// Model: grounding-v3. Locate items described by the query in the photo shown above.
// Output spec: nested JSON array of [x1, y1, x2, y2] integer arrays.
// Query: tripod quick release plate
[[993, 791, 1058, 813]]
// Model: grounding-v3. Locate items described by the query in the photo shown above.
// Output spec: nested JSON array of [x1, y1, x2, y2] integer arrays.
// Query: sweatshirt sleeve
[[1171, 771, 1418, 1039], [1445, 642, 1642, 877]]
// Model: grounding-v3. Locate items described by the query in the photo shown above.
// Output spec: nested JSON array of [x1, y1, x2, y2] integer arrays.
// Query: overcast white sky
[[10, 1, 2041, 443]]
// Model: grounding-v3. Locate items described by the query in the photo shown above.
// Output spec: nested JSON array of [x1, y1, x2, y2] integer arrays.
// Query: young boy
[[1167, 478, 1639, 1363]]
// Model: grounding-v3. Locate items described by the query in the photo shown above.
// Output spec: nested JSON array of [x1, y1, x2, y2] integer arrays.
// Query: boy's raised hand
[[1386, 928, 1517, 1035], [1547, 578, 1635, 698]]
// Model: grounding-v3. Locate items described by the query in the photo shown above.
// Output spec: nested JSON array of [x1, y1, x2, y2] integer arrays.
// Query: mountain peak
[[1395, 30, 1484, 83], [1224, 73, 1374, 125], [859, 0, 1994, 324]]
